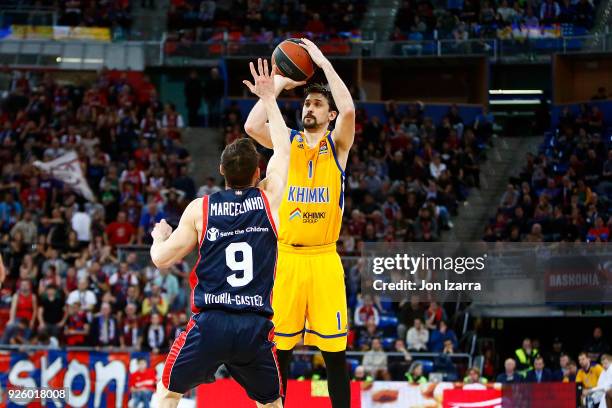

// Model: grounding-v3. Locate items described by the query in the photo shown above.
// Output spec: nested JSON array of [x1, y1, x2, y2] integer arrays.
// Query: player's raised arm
[[243, 67, 305, 149], [150, 199, 199, 269], [299, 38, 355, 154], [243, 59, 291, 212]]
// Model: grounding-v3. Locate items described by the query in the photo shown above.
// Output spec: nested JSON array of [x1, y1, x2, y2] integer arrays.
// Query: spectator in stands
[[464, 367, 488, 384], [120, 303, 143, 350], [129, 358, 156, 408], [526, 356, 554, 383], [153, 266, 181, 312], [184, 70, 203, 127], [555, 353, 571, 381], [137, 200, 165, 245], [585, 327, 611, 361], [142, 286, 169, 317], [67, 278, 98, 313], [567, 360, 579, 382], [3, 318, 31, 345], [204, 67, 225, 127], [161, 103, 184, 140], [64, 301, 90, 346], [406, 362, 427, 384], [397, 295, 424, 340], [37, 285, 66, 339], [497, 358, 522, 383], [104, 211, 136, 247], [515, 338, 539, 377], [363, 338, 390, 380], [434, 339, 459, 381], [354, 294, 380, 327], [10, 210, 37, 245], [144, 313, 167, 354], [407, 317, 429, 351], [1, 279, 37, 344], [197, 176, 222, 197], [387, 339, 413, 380], [353, 366, 373, 382], [428, 320, 458, 352], [358, 317, 383, 350], [90, 302, 120, 348], [424, 302, 447, 330], [545, 337, 565, 372]]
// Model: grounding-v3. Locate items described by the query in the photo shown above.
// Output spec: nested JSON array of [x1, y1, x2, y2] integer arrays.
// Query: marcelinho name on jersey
[[209, 196, 265, 217], [287, 186, 329, 204]]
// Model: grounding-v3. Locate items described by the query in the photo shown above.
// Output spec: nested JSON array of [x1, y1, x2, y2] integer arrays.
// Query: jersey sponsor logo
[[287, 186, 330, 203], [207, 227, 220, 241], [289, 208, 302, 221], [296, 134, 305, 149], [319, 140, 329, 155], [288, 208, 326, 224], [207, 226, 270, 239], [209, 196, 265, 217], [301, 211, 326, 224]]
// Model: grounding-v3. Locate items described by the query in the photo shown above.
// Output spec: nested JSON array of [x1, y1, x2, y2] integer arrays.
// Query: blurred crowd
[[391, 0, 598, 42], [0, 69, 197, 352], [166, 0, 366, 45], [486, 101, 611, 242]]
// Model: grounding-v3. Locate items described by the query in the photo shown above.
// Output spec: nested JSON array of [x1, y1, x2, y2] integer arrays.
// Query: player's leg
[[275, 348, 293, 405], [156, 313, 222, 405], [154, 381, 183, 408], [227, 315, 284, 407], [321, 351, 350, 408], [256, 398, 283, 408], [303, 250, 350, 408], [273, 247, 309, 402]]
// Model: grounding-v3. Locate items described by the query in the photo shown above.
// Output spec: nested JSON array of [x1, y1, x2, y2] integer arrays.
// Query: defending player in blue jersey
[[149, 58, 289, 408]]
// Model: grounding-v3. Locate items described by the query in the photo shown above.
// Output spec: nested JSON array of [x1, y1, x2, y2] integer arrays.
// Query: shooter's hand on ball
[[242, 58, 277, 101], [151, 219, 173, 242], [298, 38, 329, 68]]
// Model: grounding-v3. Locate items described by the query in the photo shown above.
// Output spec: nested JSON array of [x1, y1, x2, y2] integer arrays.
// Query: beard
[[303, 116, 318, 129]]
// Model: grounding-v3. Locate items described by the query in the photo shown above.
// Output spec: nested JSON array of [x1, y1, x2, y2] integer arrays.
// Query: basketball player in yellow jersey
[[243, 38, 355, 408]]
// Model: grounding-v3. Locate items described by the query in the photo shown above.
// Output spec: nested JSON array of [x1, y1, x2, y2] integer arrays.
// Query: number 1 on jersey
[[308, 160, 313, 179]]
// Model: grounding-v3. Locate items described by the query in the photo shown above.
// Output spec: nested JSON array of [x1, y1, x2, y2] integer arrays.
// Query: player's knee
[[155, 381, 182, 403], [256, 397, 283, 408]]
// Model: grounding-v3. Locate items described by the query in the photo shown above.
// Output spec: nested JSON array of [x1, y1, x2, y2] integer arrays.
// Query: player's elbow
[[341, 105, 356, 119], [150, 251, 172, 270], [244, 121, 260, 138]]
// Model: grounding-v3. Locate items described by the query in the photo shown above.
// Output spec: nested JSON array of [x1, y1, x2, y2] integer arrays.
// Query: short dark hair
[[220, 138, 259, 189], [304, 83, 337, 113]]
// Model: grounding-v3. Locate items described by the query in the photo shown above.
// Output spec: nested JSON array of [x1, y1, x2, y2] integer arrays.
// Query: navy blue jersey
[[189, 188, 277, 317]]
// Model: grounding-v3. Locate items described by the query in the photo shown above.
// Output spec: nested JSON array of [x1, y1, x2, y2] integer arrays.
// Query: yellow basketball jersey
[[278, 129, 345, 246]]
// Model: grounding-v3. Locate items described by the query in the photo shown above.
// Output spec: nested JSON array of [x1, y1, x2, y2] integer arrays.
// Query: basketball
[[272, 39, 315, 82]]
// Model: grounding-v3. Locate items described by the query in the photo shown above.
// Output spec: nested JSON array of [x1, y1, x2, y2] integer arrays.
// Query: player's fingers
[[257, 58, 263, 77], [263, 58, 269, 77], [271, 65, 279, 76], [249, 61, 257, 80], [242, 80, 255, 91]]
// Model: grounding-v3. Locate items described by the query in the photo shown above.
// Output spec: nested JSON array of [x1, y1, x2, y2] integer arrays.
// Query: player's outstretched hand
[[242, 58, 277, 100], [298, 38, 328, 68], [151, 219, 173, 242]]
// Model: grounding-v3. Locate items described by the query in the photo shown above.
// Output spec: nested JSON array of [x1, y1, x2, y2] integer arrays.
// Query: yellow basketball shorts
[[272, 242, 348, 352]]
